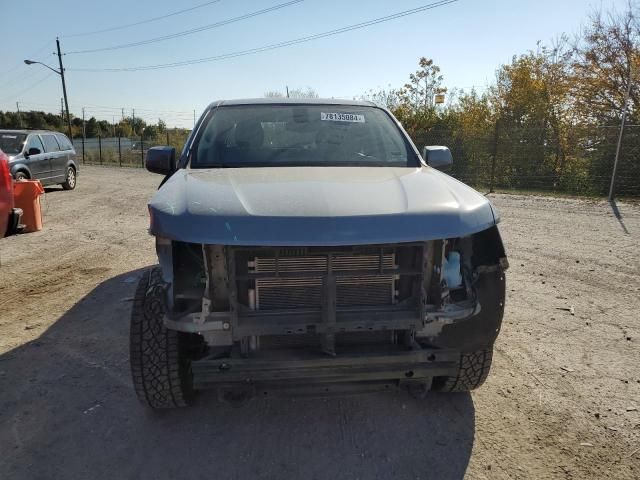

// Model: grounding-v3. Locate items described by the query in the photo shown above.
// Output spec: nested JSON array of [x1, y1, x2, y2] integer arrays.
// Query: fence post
[[489, 120, 499, 193], [118, 135, 122, 167], [140, 135, 144, 167], [81, 135, 85, 164], [608, 64, 634, 201], [98, 135, 102, 165], [166, 131, 170, 145]]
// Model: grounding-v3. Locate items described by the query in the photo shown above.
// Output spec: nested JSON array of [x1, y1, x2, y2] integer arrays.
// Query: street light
[[24, 59, 59, 73], [23, 38, 73, 143]]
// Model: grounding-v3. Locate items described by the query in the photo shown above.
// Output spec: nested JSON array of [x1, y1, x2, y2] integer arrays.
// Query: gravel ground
[[0, 166, 638, 479]]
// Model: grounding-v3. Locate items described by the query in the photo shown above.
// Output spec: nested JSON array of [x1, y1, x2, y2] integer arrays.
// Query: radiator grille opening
[[260, 331, 395, 349], [252, 253, 396, 310]]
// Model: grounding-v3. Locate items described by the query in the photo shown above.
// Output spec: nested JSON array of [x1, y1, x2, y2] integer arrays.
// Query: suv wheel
[[61, 166, 76, 190], [433, 348, 493, 392], [15, 171, 28, 181], [130, 267, 194, 408]]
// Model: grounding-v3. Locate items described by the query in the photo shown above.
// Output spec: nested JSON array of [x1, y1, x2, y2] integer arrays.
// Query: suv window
[[41, 134, 61, 153], [25, 135, 45, 154], [0, 133, 27, 155], [55, 134, 73, 151]]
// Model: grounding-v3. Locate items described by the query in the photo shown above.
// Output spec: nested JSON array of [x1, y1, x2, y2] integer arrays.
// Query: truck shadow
[[0, 269, 475, 480]]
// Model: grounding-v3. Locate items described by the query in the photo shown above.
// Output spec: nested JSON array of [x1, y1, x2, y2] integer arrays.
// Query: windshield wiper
[[355, 152, 378, 160]]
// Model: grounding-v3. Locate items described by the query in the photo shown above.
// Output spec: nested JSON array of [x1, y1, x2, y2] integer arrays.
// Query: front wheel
[[433, 348, 493, 392], [129, 267, 194, 408], [61, 166, 76, 190], [14, 171, 28, 181]]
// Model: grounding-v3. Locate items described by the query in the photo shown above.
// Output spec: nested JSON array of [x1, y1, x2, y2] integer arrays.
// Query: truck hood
[[148, 166, 498, 246]]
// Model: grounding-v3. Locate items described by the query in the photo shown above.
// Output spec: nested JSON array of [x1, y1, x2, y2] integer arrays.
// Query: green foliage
[[0, 110, 66, 132], [398, 57, 446, 112], [363, 6, 639, 197], [0, 110, 186, 145]]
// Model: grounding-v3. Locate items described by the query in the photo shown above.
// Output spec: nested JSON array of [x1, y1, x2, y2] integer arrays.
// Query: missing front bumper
[[191, 348, 459, 388]]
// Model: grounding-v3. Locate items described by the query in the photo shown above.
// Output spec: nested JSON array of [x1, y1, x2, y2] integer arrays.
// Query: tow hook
[[401, 377, 433, 399]]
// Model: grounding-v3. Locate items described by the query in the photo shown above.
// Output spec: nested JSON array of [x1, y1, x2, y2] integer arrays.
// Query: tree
[[263, 87, 319, 99], [398, 57, 446, 112], [571, 5, 640, 194], [572, 6, 639, 123], [143, 125, 157, 139], [264, 90, 285, 98], [361, 85, 401, 109], [288, 87, 319, 99], [384, 58, 447, 140], [85, 117, 99, 137]]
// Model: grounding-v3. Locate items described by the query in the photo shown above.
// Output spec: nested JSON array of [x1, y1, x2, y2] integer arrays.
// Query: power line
[[0, 41, 55, 92], [66, 0, 304, 55], [74, 104, 196, 116], [0, 40, 53, 80], [0, 73, 54, 103], [0, 72, 35, 92], [16, 101, 196, 118], [3, 102, 195, 127], [63, 0, 223, 38], [69, 0, 459, 72]]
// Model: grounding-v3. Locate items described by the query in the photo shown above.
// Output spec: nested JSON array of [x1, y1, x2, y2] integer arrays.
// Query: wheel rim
[[67, 168, 76, 188]]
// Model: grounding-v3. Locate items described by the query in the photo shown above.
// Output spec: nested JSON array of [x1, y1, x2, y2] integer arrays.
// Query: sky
[[0, 0, 631, 128]]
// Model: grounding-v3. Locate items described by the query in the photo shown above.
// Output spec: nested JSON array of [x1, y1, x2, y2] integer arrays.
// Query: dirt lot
[[0, 165, 638, 479]]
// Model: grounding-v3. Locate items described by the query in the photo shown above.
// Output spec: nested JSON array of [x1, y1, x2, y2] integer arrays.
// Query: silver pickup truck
[[130, 98, 508, 408]]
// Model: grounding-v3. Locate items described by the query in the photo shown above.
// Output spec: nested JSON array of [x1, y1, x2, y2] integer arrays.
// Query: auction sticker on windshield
[[321, 112, 365, 123]]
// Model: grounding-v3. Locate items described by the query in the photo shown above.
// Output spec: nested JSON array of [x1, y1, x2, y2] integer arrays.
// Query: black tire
[[130, 267, 194, 408], [434, 348, 493, 392], [14, 171, 28, 181], [61, 166, 76, 190]]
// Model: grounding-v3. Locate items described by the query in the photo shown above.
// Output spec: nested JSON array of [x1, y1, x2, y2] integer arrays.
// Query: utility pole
[[608, 64, 634, 201], [193, 109, 196, 128], [16, 102, 22, 128], [56, 37, 73, 143], [61, 98, 64, 123], [286, 85, 290, 98], [132, 108, 136, 136]]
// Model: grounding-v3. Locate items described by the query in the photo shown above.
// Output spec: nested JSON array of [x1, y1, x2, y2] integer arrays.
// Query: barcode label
[[320, 112, 365, 123]]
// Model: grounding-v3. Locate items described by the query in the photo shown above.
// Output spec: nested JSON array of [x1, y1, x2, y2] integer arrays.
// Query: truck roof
[[209, 98, 377, 109]]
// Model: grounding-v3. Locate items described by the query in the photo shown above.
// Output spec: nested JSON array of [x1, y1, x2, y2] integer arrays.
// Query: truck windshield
[[192, 105, 419, 168], [0, 133, 27, 155]]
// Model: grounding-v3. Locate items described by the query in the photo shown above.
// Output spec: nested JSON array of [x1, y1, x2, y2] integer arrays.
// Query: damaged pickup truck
[[130, 98, 508, 408]]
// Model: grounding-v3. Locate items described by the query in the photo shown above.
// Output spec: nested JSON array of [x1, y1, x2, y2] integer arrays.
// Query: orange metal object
[[13, 180, 44, 233]]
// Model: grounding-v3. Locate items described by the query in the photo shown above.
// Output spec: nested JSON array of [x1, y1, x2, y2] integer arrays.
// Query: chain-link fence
[[73, 123, 639, 198], [414, 124, 639, 197], [73, 130, 190, 168]]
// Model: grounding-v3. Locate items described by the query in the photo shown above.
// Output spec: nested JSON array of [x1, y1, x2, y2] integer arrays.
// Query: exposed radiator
[[252, 253, 396, 310]]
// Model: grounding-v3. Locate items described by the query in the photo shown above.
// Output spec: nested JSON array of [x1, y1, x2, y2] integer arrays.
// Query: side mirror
[[423, 146, 452, 170], [26, 147, 41, 156], [146, 146, 176, 175]]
